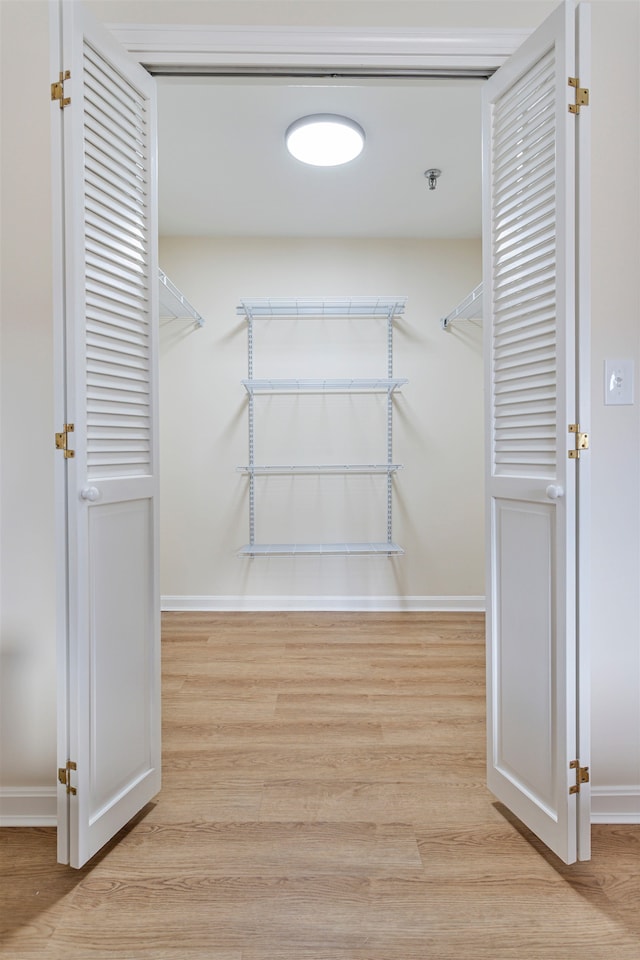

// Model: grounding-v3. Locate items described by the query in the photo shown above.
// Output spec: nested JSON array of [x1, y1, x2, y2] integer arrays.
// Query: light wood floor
[[2, 611, 640, 959]]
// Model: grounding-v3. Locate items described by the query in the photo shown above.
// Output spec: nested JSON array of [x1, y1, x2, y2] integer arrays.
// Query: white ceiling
[[157, 77, 483, 239]]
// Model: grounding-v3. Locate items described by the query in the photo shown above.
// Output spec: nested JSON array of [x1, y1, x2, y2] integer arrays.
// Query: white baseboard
[[591, 786, 640, 823], [0, 787, 57, 826], [162, 595, 486, 613]]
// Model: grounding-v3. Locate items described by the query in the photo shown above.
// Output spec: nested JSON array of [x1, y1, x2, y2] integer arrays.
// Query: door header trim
[[107, 24, 532, 75]]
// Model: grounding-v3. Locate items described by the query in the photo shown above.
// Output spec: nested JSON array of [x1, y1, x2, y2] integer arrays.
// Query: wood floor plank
[[258, 779, 496, 824], [2, 611, 640, 960], [164, 719, 385, 747], [274, 692, 485, 719], [162, 745, 485, 782], [164, 695, 278, 723], [179, 676, 485, 698], [147, 778, 264, 822], [63, 822, 423, 880]]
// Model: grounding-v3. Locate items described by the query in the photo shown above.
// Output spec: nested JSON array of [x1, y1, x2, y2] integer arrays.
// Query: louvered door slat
[[494, 164, 556, 223], [494, 300, 556, 331], [85, 208, 145, 246], [86, 308, 148, 337], [85, 226, 145, 265], [494, 186, 555, 236], [495, 213, 556, 257], [493, 92, 555, 162], [496, 247, 556, 282], [86, 251, 146, 285], [493, 132, 555, 191], [84, 133, 147, 189], [84, 103, 145, 165], [85, 198, 146, 249], [82, 44, 152, 481], [86, 268, 148, 302], [84, 45, 146, 118], [86, 195, 145, 240], [86, 288, 147, 318], [84, 74, 145, 143], [86, 272, 147, 304], [495, 144, 555, 198], [85, 170, 144, 220], [495, 334, 556, 359], [492, 112, 557, 416], [87, 336, 148, 362], [86, 242, 146, 279], [492, 50, 555, 137], [85, 147, 146, 202]]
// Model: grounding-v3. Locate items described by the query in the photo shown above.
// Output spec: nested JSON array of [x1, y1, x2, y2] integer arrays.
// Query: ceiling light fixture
[[285, 114, 365, 167]]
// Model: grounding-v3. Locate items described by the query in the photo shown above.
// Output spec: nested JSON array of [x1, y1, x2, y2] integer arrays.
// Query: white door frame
[[76, 12, 589, 856], [47, 13, 527, 857], [107, 24, 531, 76]]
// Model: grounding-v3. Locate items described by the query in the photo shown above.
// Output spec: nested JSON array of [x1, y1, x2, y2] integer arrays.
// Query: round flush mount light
[[285, 114, 365, 167]]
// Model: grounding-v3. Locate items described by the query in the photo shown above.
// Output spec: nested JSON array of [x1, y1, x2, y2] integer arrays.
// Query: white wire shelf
[[238, 542, 405, 557], [242, 378, 408, 394], [237, 297, 407, 320], [441, 282, 483, 330], [159, 268, 205, 326], [237, 464, 403, 475]]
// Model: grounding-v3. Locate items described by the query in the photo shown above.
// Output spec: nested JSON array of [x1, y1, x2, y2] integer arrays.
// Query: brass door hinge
[[58, 760, 77, 796], [568, 423, 589, 459], [570, 760, 590, 795], [55, 423, 75, 459], [568, 76, 589, 114], [51, 70, 71, 109]]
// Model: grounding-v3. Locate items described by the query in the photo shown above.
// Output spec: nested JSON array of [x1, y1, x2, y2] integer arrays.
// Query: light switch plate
[[604, 358, 634, 405]]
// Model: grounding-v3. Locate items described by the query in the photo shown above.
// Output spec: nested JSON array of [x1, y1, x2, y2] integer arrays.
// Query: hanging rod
[[237, 464, 403, 475], [441, 282, 483, 330], [159, 269, 205, 326], [241, 378, 408, 394], [238, 541, 405, 557]]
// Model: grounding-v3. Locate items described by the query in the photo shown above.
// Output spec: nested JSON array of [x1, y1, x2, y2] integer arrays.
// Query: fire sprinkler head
[[424, 168, 442, 191]]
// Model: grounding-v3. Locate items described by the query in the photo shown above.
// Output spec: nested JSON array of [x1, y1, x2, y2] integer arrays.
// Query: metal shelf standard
[[237, 297, 408, 557]]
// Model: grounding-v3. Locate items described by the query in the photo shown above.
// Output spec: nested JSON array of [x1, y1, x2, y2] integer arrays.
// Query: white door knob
[[81, 486, 100, 502], [545, 484, 564, 500]]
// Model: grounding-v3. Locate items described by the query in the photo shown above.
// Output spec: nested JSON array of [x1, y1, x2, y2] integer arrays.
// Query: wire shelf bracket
[[441, 282, 483, 330], [159, 268, 205, 326]]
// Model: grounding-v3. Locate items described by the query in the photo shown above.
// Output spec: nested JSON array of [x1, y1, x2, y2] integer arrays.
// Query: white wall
[[1, 0, 638, 826], [159, 237, 483, 608]]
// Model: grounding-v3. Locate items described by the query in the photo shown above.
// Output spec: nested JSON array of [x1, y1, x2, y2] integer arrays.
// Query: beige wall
[[87, 0, 556, 29], [1, 0, 639, 822], [588, 0, 640, 811], [159, 237, 483, 605], [0, 1, 57, 800]]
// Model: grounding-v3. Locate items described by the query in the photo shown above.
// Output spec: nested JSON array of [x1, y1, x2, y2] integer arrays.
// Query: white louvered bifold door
[[59, 1, 160, 868], [482, 0, 590, 865]]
